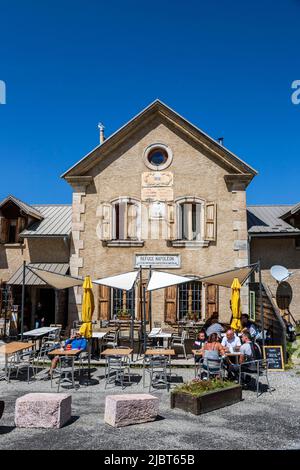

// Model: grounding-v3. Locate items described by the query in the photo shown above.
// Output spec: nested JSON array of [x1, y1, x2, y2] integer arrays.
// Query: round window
[[143, 143, 173, 170], [148, 148, 168, 167]]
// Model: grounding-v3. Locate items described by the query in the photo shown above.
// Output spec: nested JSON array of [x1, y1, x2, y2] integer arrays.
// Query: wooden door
[[137, 281, 149, 321], [165, 286, 177, 323], [205, 284, 219, 319], [98, 285, 111, 320]]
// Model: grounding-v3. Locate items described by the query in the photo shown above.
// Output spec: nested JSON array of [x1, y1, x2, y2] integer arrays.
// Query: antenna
[[270, 265, 293, 283]]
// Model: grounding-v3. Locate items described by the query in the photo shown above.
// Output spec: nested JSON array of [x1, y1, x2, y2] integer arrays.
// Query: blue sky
[[0, 0, 299, 205]]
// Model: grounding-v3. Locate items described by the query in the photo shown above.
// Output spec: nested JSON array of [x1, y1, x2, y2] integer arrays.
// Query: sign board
[[263, 345, 285, 371], [141, 187, 174, 201], [142, 172, 173, 187], [135, 254, 181, 269]]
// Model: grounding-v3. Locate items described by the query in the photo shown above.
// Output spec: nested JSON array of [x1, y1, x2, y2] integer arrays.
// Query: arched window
[[112, 198, 141, 240], [177, 198, 204, 241]]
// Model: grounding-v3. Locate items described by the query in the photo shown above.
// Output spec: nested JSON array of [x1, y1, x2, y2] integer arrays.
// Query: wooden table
[[48, 348, 82, 356], [101, 348, 133, 357], [145, 349, 175, 356], [0, 342, 34, 380]]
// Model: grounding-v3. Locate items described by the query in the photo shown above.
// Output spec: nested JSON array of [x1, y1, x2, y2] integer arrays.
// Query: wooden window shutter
[[16, 217, 26, 242], [98, 285, 111, 320], [100, 203, 112, 240], [127, 203, 137, 239], [0, 217, 9, 244], [137, 281, 149, 321], [205, 283, 219, 319], [165, 286, 177, 323], [167, 203, 176, 240], [205, 202, 216, 241]]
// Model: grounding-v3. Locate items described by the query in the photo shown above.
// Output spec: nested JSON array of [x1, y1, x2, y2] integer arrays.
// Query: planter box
[[170, 384, 242, 415]]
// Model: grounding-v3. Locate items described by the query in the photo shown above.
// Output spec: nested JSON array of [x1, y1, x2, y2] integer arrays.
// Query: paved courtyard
[[0, 365, 299, 450]]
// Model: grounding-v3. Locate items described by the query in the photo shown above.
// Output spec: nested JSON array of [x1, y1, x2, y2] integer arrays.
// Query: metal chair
[[104, 330, 119, 349], [51, 356, 76, 392], [7, 350, 37, 383], [200, 351, 224, 380], [171, 330, 188, 359], [238, 359, 272, 397], [104, 355, 131, 390], [148, 355, 169, 392]]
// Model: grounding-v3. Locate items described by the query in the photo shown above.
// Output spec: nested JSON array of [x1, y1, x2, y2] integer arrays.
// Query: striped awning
[[7, 263, 70, 286]]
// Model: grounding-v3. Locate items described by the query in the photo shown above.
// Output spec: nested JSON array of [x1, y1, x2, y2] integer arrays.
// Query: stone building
[[62, 100, 257, 327], [248, 204, 300, 325], [0, 195, 71, 330], [1, 101, 299, 333]]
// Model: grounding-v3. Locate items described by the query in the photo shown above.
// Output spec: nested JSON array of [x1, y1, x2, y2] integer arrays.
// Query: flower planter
[[170, 384, 242, 415]]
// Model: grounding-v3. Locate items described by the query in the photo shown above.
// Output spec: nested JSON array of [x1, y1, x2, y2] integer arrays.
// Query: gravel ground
[[0, 365, 299, 450]]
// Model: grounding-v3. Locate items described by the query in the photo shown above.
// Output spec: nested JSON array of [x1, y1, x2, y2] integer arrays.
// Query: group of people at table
[[45, 312, 260, 381], [193, 312, 261, 381]]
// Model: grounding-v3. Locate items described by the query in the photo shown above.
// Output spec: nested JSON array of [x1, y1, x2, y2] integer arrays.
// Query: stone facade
[[64, 102, 255, 325]]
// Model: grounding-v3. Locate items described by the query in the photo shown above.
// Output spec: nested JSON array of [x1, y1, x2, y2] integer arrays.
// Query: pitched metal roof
[[7, 263, 69, 285], [280, 202, 300, 219], [0, 195, 43, 220], [20, 205, 72, 237], [247, 205, 300, 234]]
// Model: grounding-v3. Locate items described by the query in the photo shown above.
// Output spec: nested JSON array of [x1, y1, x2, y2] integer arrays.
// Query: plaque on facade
[[142, 172, 173, 187], [141, 187, 174, 201], [135, 254, 181, 268], [149, 201, 166, 219]]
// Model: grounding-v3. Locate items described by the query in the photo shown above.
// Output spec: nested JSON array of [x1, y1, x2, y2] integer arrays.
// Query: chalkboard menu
[[263, 345, 285, 371]]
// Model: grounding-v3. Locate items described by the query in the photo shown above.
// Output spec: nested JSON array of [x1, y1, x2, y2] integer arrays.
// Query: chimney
[[98, 122, 105, 144], [218, 137, 224, 146]]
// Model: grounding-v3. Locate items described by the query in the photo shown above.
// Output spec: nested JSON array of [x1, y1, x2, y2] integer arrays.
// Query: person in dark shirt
[[194, 330, 207, 363]]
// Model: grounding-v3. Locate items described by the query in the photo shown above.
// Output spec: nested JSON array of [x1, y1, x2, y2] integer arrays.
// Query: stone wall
[[250, 237, 300, 321], [70, 119, 250, 324]]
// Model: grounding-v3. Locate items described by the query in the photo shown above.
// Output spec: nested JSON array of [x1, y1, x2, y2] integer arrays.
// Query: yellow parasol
[[79, 276, 94, 339], [230, 277, 242, 331]]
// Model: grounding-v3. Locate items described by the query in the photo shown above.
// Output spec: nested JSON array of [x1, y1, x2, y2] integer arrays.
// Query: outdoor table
[[148, 331, 172, 348], [48, 348, 82, 356], [101, 348, 133, 357], [22, 326, 59, 338], [21, 327, 59, 350], [92, 331, 108, 357], [144, 349, 175, 385], [225, 352, 242, 364], [0, 341, 34, 380]]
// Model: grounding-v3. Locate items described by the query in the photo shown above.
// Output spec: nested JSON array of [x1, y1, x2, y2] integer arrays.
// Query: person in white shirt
[[221, 328, 241, 353]]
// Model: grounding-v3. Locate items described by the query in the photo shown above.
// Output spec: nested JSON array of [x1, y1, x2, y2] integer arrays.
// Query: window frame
[[111, 197, 141, 241]]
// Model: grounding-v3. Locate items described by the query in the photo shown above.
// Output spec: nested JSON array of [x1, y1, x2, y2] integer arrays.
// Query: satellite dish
[[270, 265, 292, 283]]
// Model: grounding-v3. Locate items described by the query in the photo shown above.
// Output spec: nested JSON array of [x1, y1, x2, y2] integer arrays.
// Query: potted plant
[[116, 309, 131, 320], [170, 378, 242, 415]]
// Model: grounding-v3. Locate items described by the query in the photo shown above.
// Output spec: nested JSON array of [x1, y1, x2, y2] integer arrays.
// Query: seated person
[[201, 332, 226, 357], [241, 314, 258, 340], [200, 333, 225, 377], [206, 318, 225, 337], [203, 311, 218, 330], [228, 331, 256, 381], [48, 331, 87, 377], [221, 328, 241, 353], [193, 330, 207, 363]]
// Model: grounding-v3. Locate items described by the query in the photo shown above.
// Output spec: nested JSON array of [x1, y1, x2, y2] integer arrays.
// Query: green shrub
[[172, 378, 233, 397]]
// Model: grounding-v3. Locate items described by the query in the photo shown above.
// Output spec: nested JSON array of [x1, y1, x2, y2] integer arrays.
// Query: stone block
[[15, 393, 72, 429], [104, 394, 159, 427]]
